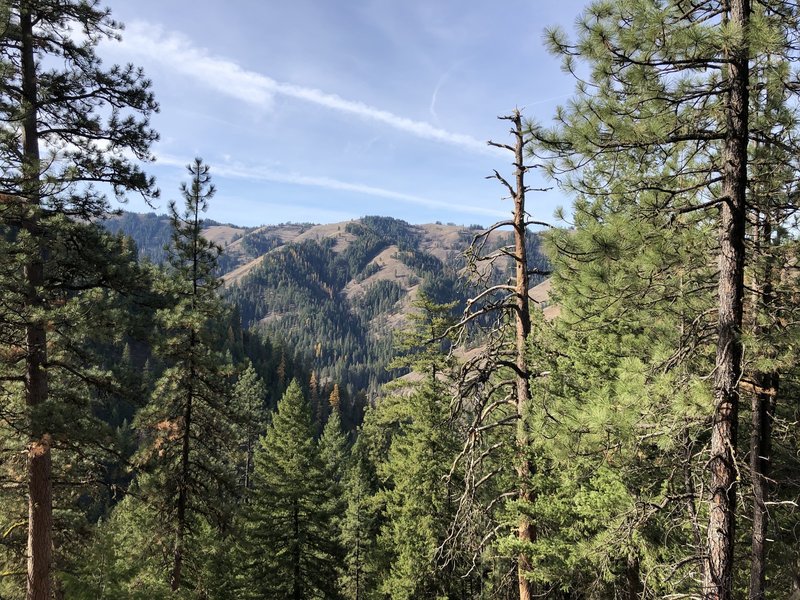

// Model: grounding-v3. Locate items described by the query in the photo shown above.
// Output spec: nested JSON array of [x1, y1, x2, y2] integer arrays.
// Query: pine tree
[[133, 159, 236, 592], [523, 189, 716, 597], [0, 2, 158, 597], [244, 379, 342, 599], [533, 1, 800, 596]]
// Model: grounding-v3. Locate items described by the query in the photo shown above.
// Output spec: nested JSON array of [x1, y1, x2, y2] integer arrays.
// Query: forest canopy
[[1, 1, 800, 600]]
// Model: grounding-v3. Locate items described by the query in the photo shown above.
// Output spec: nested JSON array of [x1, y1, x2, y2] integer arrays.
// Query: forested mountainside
[[109, 212, 549, 405], [8, 1, 800, 599]]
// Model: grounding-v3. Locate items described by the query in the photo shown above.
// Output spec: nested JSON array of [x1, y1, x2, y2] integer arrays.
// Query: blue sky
[[100, 0, 588, 227]]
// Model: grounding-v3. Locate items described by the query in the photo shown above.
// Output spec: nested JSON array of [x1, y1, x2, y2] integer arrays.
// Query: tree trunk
[[627, 554, 643, 600], [293, 500, 301, 600], [20, 5, 53, 600], [27, 436, 52, 600], [748, 215, 778, 600], [170, 383, 193, 591], [748, 375, 776, 600], [510, 111, 534, 600], [703, 1, 749, 598]]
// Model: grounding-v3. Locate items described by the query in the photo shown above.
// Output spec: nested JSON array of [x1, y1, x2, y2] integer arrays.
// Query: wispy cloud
[[155, 153, 507, 219], [429, 63, 463, 124], [115, 22, 491, 154]]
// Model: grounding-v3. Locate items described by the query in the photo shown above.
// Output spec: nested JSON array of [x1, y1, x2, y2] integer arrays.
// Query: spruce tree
[[0, 2, 158, 596], [244, 379, 342, 599]]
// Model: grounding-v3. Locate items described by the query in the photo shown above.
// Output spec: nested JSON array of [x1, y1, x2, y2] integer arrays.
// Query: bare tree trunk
[[509, 110, 534, 600], [450, 110, 547, 599], [703, 1, 749, 598], [20, 5, 53, 600]]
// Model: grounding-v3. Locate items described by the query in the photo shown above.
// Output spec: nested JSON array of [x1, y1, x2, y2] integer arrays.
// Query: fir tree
[[244, 380, 342, 599], [339, 440, 380, 600], [233, 361, 268, 492], [361, 293, 475, 599]]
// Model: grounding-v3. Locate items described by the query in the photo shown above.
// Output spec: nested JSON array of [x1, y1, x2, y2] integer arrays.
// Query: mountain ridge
[[106, 211, 550, 404]]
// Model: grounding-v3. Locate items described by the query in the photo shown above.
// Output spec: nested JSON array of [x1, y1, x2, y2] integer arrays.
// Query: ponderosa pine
[[133, 159, 237, 592], [534, 1, 800, 597], [0, 2, 157, 597]]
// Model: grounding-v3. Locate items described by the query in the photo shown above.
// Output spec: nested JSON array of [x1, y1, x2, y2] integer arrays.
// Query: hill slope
[[107, 212, 550, 402]]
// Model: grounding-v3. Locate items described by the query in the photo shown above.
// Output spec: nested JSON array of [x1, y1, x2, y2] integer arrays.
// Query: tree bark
[[703, 1, 749, 598], [627, 554, 643, 600], [748, 214, 778, 600], [509, 110, 534, 600], [748, 374, 776, 600], [20, 4, 53, 600], [170, 341, 194, 591]]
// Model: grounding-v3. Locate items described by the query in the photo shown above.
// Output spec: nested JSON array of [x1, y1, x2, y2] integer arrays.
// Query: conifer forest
[[3, 1, 800, 599]]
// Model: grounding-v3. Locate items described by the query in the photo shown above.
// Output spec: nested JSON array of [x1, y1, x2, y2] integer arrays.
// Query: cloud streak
[[116, 22, 491, 154], [155, 153, 507, 219]]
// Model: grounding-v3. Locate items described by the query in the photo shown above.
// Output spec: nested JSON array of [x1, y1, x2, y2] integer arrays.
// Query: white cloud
[[155, 153, 507, 219], [115, 22, 492, 154]]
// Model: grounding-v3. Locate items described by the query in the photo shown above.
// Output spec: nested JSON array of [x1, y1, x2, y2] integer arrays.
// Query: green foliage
[[242, 380, 343, 599], [361, 294, 482, 599], [232, 362, 269, 491], [225, 217, 462, 406], [526, 3, 800, 597], [0, 0, 159, 592], [131, 160, 238, 591], [339, 440, 382, 600]]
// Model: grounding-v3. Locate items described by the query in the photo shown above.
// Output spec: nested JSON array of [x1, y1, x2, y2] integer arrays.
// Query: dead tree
[[442, 110, 550, 600]]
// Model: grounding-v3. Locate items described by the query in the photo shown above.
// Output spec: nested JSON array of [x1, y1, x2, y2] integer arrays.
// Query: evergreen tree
[[319, 407, 348, 514], [0, 1, 157, 596], [523, 193, 716, 597], [233, 361, 268, 491], [243, 380, 341, 599], [533, 1, 800, 596], [360, 293, 476, 599], [133, 159, 236, 592], [339, 440, 381, 600], [374, 379, 465, 600]]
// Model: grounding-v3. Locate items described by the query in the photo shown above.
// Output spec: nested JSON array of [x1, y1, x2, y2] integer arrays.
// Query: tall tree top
[[0, 0, 159, 216]]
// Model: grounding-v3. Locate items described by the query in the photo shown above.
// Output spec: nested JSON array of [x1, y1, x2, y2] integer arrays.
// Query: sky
[[99, 0, 589, 228]]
